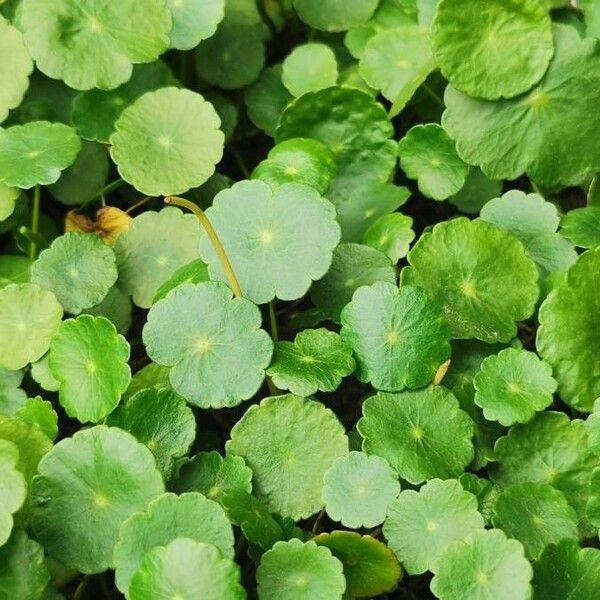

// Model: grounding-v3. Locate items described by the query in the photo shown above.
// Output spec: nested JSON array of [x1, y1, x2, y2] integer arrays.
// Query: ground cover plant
[[2, 0, 600, 598]]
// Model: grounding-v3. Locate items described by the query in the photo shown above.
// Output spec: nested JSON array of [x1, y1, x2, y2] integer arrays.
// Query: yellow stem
[[164, 196, 243, 298]]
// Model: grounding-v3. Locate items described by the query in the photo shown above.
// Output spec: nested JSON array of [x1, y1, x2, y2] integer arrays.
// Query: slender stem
[[164, 196, 243, 297], [530, 180, 545, 198], [433, 359, 451, 386], [125, 196, 152, 214], [229, 146, 250, 179], [268, 302, 279, 343], [588, 176, 600, 207], [29, 185, 41, 260], [73, 575, 90, 600], [311, 508, 325, 535], [88, 178, 125, 204], [421, 83, 444, 107]]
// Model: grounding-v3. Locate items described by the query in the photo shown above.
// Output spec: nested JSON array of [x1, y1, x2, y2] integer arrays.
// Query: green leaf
[[129, 538, 244, 600], [244, 64, 292, 137], [0, 122, 80, 189], [0, 255, 30, 289], [0, 368, 26, 416], [357, 388, 474, 484], [322, 451, 400, 529], [83, 285, 133, 335], [492, 482, 578, 560], [71, 62, 177, 144], [450, 168, 502, 215], [532, 539, 600, 600], [341, 282, 451, 391], [560, 206, 600, 249], [430, 529, 533, 600], [398, 124, 469, 201], [114, 207, 202, 308], [442, 25, 600, 187], [143, 281, 273, 408], [195, 22, 265, 89], [0, 439, 26, 545], [473, 348, 557, 426], [0, 283, 63, 370], [360, 26, 436, 116], [282, 43, 338, 97], [49, 315, 130, 423], [110, 87, 224, 196], [30, 426, 164, 573], [267, 328, 354, 397], [31, 232, 117, 314], [276, 87, 397, 199], [152, 259, 209, 304], [167, 0, 225, 50], [220, 489, 284, 551], [383, 478, 484, 575], [537, 248, 600, 411], [334, 183, 411, 242], [432, 0, 553, 100], [173, 451, 253, 501], [252, 138, 337, 195], [113, 492, 234, 596], [0, 15, 33, 124], [200, 180, 340, 304], [402, 217, 539, 342], [310, 243, 396, 323], [226, 394, 348, 520], [362, 213, 415, 263], [458, 473, 499, 525], [106, 387, 195, 480], [0, 184, 19, 222], [124, 362, 172, 401], [21, 0, 172, 90], [294, 0, 379, 31], [490, 412, 598, 535], [0, 530, 49, 600], [313, 531, 402, 598], [256, 539, 346, 599], [15, 396, 58, 441]]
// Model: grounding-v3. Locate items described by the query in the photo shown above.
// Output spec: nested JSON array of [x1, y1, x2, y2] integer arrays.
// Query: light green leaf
[[257, 539, 346, 599], [0, 184, 19, 222], [167, 0, 225, 50], [110, 87, 224, 196], [358, 388, 474, 484], [362, 213, 415, 263], [152, 259, 209, 304], [282, 43, 338, 97], [383, 478, 484, 574], [0, 283, 63, 370], [113, 492, 234, 596], [31, 232, 117, 315], [0, 122, 80, 189], [226, 395, 349, 520], [341, 282, 451, 391], [0, 439, 26, 545], [402, 217, 539, 342], [200, 180, 340, 304], [560, 206, 600, 249], [322, 451, 400, 529], [432, 0, 553, 100], [83, 285, 133, 335], [21, 0, 172, 90], [30, 426, 164, 573], [129, 538, 244, 600], [143, 281, 273, 408], [49, 315, 131, 423], [15, 396, 58, 441], [294, 0, 379, 31], [0, 368, 26, 416]]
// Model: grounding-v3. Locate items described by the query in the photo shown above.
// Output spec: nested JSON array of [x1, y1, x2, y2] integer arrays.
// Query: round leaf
[[362, 213, 415, 263], [152, 258, 209, 304], [49, 315, 131, 423], [30, 426, 164, 573], [357, 388, 474, 484], [473, 348, 557, 426], [430, 529, 533, 600], [266, 328, 355, 397], [492, 482, 578, 560], [313, 531, 402, 598], [129, 538, 244, 600], [450, 168, 503, 215], [0, 283, 63, 370], [226, 394, 349, 520], [106, 387, 196, 479], [402, 217, 539, 342], [113, 492, 234, 595], [257, 539, 346, 600], [341, 282, 451, 391], [0, 122, 80, 189], [432, 0, 553, 100], [167, 0, 225, 50], [322, 451, 400, 529], [200, 180, 340, 304], [110, 87, 224, 196], [21, 0, 172, 90], [282, 43, 338, 97], [294, 0, 379, 31], [383, 478, 484, 575], [560, 206, 600, 249], [0, 439, 26, 545], [143, 281, 273, 408], [398, 124, 469, 201], [31, 232, 117, 314]]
